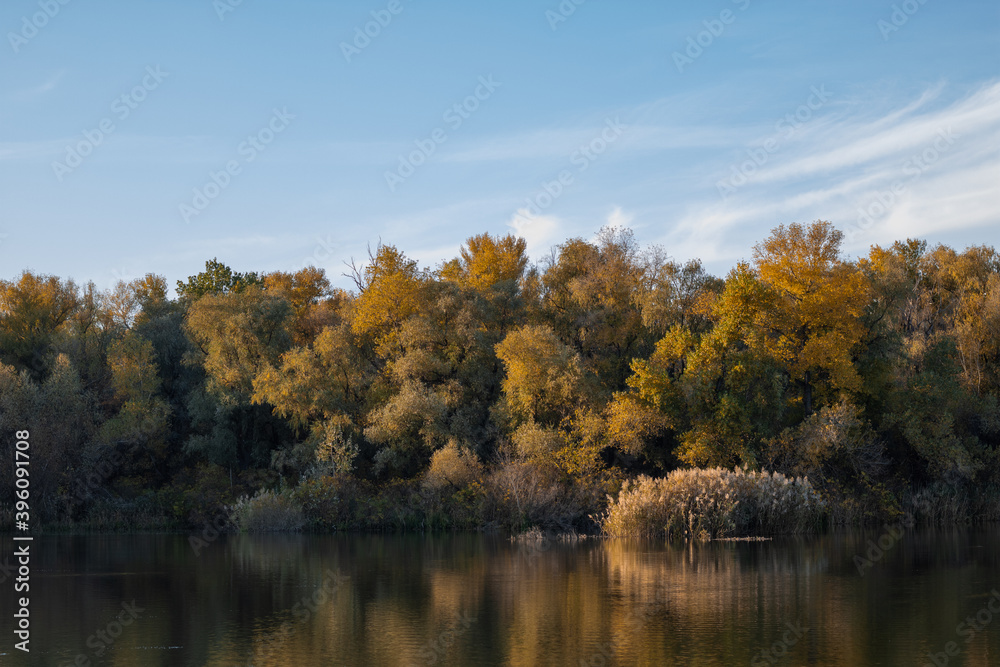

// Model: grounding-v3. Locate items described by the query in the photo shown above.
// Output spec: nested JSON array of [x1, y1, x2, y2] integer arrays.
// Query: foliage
[[176, 258, 261, 300], [422, 441, 483, 493], [0, 271, 79, 376], [495, 324, 589, 426], [0, 222, 997, 532], [752, 221, 869, 415]]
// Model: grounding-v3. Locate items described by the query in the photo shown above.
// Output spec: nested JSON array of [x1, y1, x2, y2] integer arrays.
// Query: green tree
[[176, 258, 261, 300], [0, 355, 95, 520]]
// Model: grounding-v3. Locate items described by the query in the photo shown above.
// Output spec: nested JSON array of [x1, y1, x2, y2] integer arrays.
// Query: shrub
[[293, 474, 364, 530], [422, 441, 482, 493], [292, 475, 427, 531], [602, 467, 824, 539], [229, 489, 305, 533], [764, 401, 886, 481], [478, 452, 605, 533]]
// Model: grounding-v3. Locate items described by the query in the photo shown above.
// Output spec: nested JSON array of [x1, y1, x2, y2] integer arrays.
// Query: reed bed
[[602, 468, 824, 540]]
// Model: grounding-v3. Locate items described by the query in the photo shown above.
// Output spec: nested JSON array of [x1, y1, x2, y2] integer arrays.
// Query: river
[[1, 526, 998, 665]]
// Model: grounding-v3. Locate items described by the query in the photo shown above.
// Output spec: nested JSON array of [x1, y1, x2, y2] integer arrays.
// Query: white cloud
[[507, 208, 562, 257], [605, 205, 634, 230]]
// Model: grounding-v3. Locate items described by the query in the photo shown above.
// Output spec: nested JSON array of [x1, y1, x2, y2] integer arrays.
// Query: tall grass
[[602, 468, 824, 540], [229, 490, 305, 533]]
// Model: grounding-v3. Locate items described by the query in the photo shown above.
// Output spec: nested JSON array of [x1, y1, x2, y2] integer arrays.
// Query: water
[[0, 527, 998, 665]]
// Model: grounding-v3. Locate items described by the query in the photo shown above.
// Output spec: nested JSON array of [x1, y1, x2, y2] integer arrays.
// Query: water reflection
[[0, 527, 997, 665]]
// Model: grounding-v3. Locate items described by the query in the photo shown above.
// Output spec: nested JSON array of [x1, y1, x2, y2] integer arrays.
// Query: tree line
[[1, 221, 997, 529]]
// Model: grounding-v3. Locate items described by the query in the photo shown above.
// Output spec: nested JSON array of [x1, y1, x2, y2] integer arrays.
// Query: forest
[[1, 220, 998, 536]]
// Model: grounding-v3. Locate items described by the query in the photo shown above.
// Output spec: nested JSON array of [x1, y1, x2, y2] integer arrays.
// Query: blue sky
[[1, 0, 998, 291]]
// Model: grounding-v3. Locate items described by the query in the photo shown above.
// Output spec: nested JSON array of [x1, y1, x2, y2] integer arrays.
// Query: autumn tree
[[752, 221, 869, 415], [540, 227, 654, 391], [495, 324, 591, 427], [184, 286, 295, 469], [252, 320, 372, 475], [350, 244, 428, 358], [97, 333, 172, 486], [441, 233, 530, 333], [0, 271, 79, 377], [441, 233, 528, 292], [262, 266, 339, 346], [619, 263, 786, 468], [639, 257, 723, 335], [859, 241, 1000, 484]]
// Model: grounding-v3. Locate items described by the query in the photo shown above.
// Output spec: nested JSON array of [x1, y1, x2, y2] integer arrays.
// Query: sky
[[1, 0, 998, 292]]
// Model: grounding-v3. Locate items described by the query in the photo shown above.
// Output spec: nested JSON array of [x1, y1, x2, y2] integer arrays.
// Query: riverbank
[[10, 467, 1000, 537]]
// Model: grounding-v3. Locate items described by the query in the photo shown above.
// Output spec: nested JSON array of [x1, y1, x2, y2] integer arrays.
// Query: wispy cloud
[[660, 80, 1000, 263], [10, 70, 65, 103]]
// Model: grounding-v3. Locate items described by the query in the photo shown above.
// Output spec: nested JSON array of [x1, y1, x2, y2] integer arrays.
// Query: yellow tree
[[99, 333, 172, 476], [0, 271, 78, 375], [752, 221, 869, 414], [494, 324, 587, 426], [262, 266, 339, 346], [441, 233, 528, 291], [350, 244, 427, 358]]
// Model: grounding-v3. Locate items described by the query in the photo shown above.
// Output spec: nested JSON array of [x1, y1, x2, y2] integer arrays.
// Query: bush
[[602, 467, 824, 540], [422, 441, 482, 493], [764, 401, 887, 481], [292, 475, 427, 531], [477, 452, 606, 533], [229, 489, 305, 533]]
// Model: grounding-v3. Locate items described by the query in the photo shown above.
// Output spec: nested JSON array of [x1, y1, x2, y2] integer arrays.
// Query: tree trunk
[[803, 370, 812, 416]]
